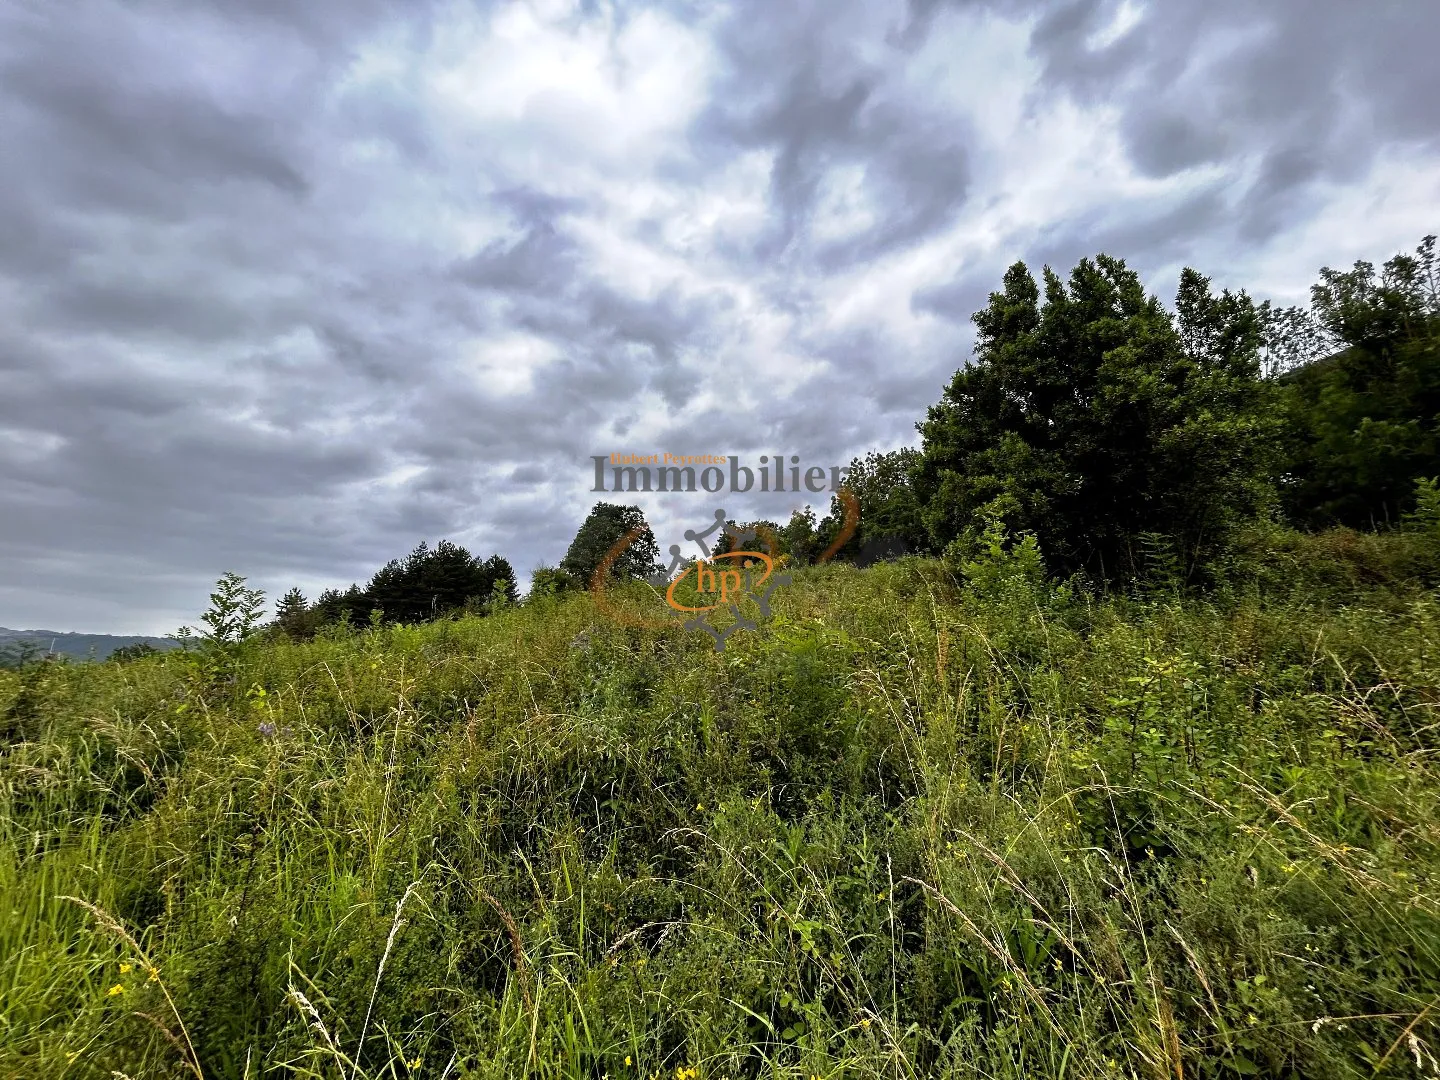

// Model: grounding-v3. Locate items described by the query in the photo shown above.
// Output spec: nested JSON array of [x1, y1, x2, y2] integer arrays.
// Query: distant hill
[[0, 627, 180, 662]]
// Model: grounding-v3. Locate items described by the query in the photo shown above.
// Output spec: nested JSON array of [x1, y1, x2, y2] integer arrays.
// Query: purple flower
[[257, 721, 277, 738]]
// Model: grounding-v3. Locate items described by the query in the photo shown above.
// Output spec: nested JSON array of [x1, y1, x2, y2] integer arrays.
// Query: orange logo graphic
[[588, 489, 859, 647]]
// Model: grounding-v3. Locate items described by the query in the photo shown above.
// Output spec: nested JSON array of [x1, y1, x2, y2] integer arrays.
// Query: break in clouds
[[0, 0, 1436, 633]]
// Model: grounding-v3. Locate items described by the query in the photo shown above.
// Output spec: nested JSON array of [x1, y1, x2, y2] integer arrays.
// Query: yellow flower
[[119, 962, 133, 974], [625, 1056, 632, 1066], [408, 1057, 422, 1070], [147, 966, 160, 983], [636, 956, 647, 967], [859, 1018, 871, 1029], [106, 984, 126, 997]]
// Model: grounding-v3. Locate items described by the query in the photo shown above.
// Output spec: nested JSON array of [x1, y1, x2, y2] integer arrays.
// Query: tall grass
[[2, 558, 1438, 1078]]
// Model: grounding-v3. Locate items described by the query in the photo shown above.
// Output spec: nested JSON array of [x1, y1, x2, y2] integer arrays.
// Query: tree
[[713, 519, 784, 557], [811, 448, 929, 563], [560, 503, 661, 587], [780, 507, 821, 565], [480, 555, 518, 605], [1278, 235, 1440, 528], [914, 254, 1281, 583], [184, 572, 267, 646], [529, 565, 579, 597], [305, 542, 518, 629], [273, 587, 313, 639]]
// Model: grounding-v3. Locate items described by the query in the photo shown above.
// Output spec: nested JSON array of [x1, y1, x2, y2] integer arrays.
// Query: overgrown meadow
[[3, 546, 1440, 1079]]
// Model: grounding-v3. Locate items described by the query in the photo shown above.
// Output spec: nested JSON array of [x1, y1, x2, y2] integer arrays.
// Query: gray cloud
[[0, 0, 1434, 632]]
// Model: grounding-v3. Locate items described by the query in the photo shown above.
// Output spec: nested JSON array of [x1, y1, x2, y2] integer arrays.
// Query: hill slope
[[2, 560, 1437, 1079], [0, 627, 179, 662]]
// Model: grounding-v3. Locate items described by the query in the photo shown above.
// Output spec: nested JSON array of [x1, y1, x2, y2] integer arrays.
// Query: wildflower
[[119, 963, 132, 974], [147, 966, 159, 983], [636, 956, 647, 967], [257, 721, 277, 738], [625, 1056, 632, 1066], [107, 984, 125, 997], [408, 1057, 423, 1070], [859, 1018, 871, 1029], [696, 803, 705, 812]]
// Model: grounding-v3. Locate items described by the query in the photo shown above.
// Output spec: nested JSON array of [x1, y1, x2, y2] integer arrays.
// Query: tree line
[[261, 231, 1436, 640], [664, 232, 1439, 588], [269, 540, 518, 640]]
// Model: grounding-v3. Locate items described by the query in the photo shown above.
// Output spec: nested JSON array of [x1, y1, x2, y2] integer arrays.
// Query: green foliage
[[819, 448, 930, 561], [183, 571, 267, 647], [1405, 476, 1440, 536], [1279, 235, 1440, 528], [712, 519, 783, 557], [107, 642, 159, 664], [272, 586, 314, 640], [941, 498, 1048, 603], [13, 237, 1440, 1079], [6, 558, 1440, 1079], [364, 541, 516, 623], [529, 564, 580, 597], [302, 542, 517, 631], [780, 506, 821, 564], [915, 255, 1283, 585], [560, 502, 662, 587]]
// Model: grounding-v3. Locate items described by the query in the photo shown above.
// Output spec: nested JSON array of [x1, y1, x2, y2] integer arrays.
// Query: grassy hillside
[[2, 559, 1438, 1079]]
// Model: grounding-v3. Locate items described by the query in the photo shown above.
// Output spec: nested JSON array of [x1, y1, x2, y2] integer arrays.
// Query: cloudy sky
[[1, 0, 1436, 634]]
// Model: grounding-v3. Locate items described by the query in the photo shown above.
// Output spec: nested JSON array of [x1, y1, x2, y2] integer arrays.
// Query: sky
[[0, 0, 1437, 635]]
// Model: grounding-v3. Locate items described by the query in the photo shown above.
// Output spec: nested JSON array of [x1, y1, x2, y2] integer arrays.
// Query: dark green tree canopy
[[272, 587, 312, 639], [1279, 235, 1440, 527], [915, 253, 1281, 582], [814, 448, 929, 562], [302, 541, 516, 628], [560, 503, 661, 587], [363, 540, 515, 622]]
